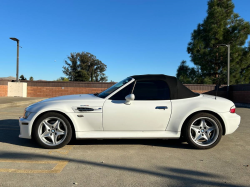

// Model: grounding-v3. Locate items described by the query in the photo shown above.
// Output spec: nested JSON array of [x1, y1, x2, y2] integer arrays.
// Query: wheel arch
[[31, 110, 76, 138], [180, 110, 226, 137]]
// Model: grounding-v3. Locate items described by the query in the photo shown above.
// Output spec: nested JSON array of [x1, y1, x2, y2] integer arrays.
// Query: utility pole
[[10, 37, 20, 82]]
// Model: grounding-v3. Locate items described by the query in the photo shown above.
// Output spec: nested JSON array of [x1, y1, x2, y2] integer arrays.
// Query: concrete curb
[[0, 98, 47, 109]]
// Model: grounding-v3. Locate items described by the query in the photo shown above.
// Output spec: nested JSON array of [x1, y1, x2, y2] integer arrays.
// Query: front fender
[[25, 108, 78, 139]]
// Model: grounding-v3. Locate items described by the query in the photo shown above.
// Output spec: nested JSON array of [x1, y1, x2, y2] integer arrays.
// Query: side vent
[[72, 106, 102, 113], [76, 107, 94, 112]]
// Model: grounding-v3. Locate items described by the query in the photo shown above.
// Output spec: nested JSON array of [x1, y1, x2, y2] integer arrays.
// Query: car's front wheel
[[184, 113, 223, 149], [33, 112, 72, 149]]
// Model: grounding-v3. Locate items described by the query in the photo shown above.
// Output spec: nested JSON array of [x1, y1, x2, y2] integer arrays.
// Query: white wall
[[8, 82, 27, 97]]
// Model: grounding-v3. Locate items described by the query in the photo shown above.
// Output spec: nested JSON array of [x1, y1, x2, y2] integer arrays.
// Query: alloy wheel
[[189, 117, 219, 146], [38, 117, 67, 146]]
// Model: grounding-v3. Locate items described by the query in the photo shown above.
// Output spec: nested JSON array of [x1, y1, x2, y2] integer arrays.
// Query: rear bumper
[[219, 112, 241, 135]]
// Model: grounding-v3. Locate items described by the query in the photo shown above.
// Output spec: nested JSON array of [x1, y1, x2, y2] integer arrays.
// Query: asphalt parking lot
[[0, 104, 249, 187]]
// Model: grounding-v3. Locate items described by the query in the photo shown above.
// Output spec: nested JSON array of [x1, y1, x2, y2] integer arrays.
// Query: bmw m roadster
[[19, 75, 241, 149]]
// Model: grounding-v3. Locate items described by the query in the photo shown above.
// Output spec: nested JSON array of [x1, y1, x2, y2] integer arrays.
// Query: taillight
[[230, 106, 236, 113]]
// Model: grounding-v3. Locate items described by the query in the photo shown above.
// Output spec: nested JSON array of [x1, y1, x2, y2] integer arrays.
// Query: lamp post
[[10, 37, 20, 82], [215, 44, 230, 98]]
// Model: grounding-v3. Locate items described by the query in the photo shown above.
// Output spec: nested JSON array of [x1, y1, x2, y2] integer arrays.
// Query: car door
[[103, 80, 172, 131]]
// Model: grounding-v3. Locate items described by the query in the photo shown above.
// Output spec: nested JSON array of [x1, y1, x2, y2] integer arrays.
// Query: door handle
[[155, 106, 168, 110]]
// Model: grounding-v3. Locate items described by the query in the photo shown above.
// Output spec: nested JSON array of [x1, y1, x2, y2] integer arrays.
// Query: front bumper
[[219, 112, 241, 135], [19, 113, 36, 139]]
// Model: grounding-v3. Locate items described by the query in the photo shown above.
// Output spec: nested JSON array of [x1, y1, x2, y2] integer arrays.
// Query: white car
[[19, 75, 241, 149]]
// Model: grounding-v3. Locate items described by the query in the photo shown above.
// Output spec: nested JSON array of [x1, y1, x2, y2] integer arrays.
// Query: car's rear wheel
[[33, 112, 72, 149], [184, 113, 222, 149]]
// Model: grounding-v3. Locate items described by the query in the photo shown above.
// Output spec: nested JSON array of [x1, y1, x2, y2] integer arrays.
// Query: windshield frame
[[96, 77, 134, 99]]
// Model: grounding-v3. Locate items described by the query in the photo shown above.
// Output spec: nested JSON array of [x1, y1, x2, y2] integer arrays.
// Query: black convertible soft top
[[131, 74, 199, 100]]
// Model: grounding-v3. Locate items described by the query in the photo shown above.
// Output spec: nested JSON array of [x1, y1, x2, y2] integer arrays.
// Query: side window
[[110, 82, 134, 100], [133, 80, 170, 100]]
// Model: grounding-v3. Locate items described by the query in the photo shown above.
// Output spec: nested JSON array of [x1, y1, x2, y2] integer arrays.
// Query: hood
[[26, 94, 104, 112], [38, 94, 102, 103]]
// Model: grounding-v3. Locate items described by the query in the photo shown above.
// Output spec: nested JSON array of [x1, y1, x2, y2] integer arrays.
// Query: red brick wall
[[1, 80, 250, 104], [0, 85, 7, 96], [27, 87, 107, 98]]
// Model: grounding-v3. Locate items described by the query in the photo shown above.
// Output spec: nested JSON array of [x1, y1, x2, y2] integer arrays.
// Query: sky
[[0, 0, 249, 82]]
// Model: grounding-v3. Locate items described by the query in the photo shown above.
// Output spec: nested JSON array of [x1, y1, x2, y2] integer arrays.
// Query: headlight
[[23, 109, 31, 119]]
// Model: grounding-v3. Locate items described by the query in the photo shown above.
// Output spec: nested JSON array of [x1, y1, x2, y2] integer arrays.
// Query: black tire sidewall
[[184, 113, 223, 149], [33, 112, 72, 149]]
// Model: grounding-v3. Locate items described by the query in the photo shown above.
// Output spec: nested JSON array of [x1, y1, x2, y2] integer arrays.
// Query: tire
[[33, 112, 72, 149], [184, 113, 222, 149]]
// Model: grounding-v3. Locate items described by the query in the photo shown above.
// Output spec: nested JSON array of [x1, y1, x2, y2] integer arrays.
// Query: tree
[[62, 53, 79, 81], [179, 0, 250, 84], [177, 61, 199, 84], [29, 76, 34, 81], [176, 61, 213, 84], [63, 52, 108, 82], [19, 75, 26, 80], [56, 77, 69, 81]]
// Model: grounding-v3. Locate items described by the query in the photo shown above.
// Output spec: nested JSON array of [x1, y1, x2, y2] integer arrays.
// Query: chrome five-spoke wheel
[[33, 112, 72, 149], [38, 117, 67, 146], [185, 113, 222, 149], [190, 117, 219, 146]]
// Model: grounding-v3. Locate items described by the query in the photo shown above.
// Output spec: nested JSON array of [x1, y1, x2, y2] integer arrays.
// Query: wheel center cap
[[51, 129, 55, 133], [201, 129, 204, 133]]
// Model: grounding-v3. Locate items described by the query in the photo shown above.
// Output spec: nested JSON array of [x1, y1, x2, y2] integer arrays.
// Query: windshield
[[97, 77, 133, 98]]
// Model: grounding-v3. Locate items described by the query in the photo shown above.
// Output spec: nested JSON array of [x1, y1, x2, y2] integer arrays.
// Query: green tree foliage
[[176, 61, 204, 84], [29, 76, 34, 81], [63, 52, 108, 82], [19, 75, 26, 80], [178, 0, 250, 84], [56, 77, 69, 81]]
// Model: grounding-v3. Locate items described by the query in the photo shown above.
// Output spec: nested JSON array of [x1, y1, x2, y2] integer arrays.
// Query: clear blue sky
[[0, 0, 249, 81]]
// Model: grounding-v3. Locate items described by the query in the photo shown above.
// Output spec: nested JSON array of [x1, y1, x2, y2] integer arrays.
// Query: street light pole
[[215, 44, 230, 98], [16, 39, 19, 82], [10, 37, 20, 82]]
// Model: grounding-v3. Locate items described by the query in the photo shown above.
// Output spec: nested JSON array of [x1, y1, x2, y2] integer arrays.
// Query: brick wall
[[185, 84, 250, 104], [19, 81, 115, 98], [185, 84, 228, 98], [0, 81, 8, 96], [0, 85, 7, 96], [27, 86, 107, 98], [1, 80, 250, 104]]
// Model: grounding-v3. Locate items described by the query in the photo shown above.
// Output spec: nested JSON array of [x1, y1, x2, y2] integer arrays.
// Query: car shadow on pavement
[[0, 119, 40, 148], [71, 138, 192, 150], [0, 150, 243, 187], [0, 119, 191, 149]]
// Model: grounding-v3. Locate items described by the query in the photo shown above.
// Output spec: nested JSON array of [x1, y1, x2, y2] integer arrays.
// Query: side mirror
[[125, 94, 135, 105]]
